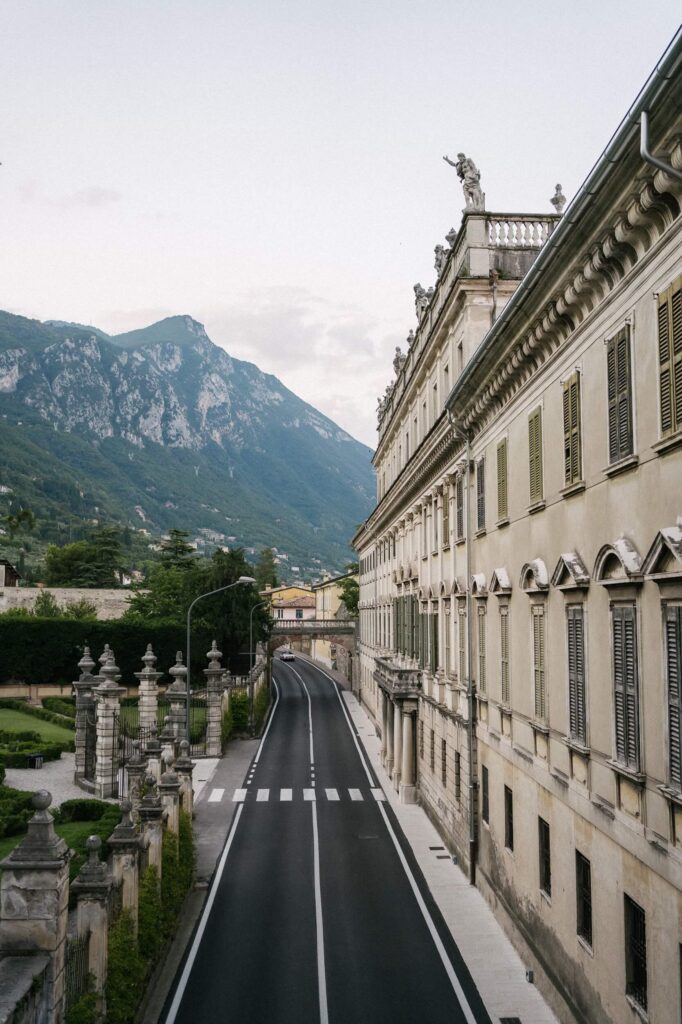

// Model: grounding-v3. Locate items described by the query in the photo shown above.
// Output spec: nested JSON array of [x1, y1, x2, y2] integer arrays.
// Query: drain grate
[[500, 1018, 523, 1024]]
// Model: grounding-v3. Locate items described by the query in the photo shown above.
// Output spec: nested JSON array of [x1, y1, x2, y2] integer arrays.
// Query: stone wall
[[0, 587, 133, 620]]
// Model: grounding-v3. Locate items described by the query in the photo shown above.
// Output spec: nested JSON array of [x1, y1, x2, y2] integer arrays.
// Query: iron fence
[[64, 933, 90, 1012]]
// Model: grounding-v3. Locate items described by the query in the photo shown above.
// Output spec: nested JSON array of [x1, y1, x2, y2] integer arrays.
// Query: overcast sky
[[3, 2, 680, 447]]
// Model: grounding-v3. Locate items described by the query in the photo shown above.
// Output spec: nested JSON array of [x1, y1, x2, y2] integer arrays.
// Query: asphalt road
[[163, 658, 492, 1024]]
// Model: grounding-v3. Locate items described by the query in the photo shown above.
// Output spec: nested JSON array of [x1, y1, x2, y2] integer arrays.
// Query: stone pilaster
[[400, 702, 418, 804], [107, 801, 142, 934], [138, 775, 164, 875], [73, 647, 96, 784], [71, 835, 112, 1006], [0, 791, 70, 1024], [175, 740, 194, 817], [93, 652, 126, 800], [158, 753, 181, 837], [204, 641, 224, 757], [392, 701, 402, 790], [135, 644, 162, 733]]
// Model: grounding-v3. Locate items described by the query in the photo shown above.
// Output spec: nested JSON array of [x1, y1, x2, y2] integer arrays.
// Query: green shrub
[[42, 697, 76, 719], [0, 757, 4, 786], [178, 810, 195, 894], [220, 704, 233, 747], [0, 742, 70, 767], [253, 682, 271, 734], [0, 729, 42, 744], [54, 798, 109, 823], [138, 865, 162, 963], [105, 911, 146, 1024], [64, 987, 98, 1024], [230, 691, 249, 733], [0, 785, 34, 838]]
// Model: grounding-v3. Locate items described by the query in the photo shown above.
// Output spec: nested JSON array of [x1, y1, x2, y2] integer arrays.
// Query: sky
[[2, 2, 681, 447]]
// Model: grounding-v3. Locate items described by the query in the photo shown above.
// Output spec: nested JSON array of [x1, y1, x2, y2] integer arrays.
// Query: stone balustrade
[[487, 213, 556, 247]]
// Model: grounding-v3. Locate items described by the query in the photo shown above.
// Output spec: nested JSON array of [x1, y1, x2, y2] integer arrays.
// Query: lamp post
[[185, 575, 256, 739], [249, 599, 269, 735]]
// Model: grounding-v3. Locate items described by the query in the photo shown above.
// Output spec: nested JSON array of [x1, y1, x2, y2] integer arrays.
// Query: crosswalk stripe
[[233, 789, 247, 802], [280, 789, 292, 801], [348, 789, 363, 801], [325, 788, 339, 801], [208, 788, 224, 803], [371, 788, 386, 802], [257, 789, 269, 802], [303, 788, 316, 801]]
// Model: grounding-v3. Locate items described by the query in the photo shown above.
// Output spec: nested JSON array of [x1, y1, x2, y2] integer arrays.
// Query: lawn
[[0, 709, 75, 745]]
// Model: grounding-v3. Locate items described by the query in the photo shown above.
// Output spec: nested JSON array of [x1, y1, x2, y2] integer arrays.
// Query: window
[[419, 718, 424, 760], [432, 499, 439, 550], [441, 738, 447, 786], [504, 785, 514, 851], [500, 607, 510, 705], [277, 608, 283, 619], [528, 406, 544, 503], [477, 604, 487, 694], [607, 327, 633, 462], [476, 458, 486, 531], [295, 608, 303, 619], [576, 851, 592, 946], [432, 380, 438, 420], [658, 276, 682, 437], [612, 604, 640, 770], [563, 373, 582, 485], [665, 604, 682, 790], [430, 728, 435, 773], [421, 506, 427, 553], [455, 473, 464, 539], [532, 605, 547, 722], [567, 605, 587, 745], [481, 765, 489, 823], [538, 817, 551, 896], [443, 601, 451, 674], [624, 895, 647, 1012], [457, 341, 464, 373], [455, 750, 461, 801], [405, 431, 410, 462], [497, 438, 508, 519], [429, 612, 439, 673], [458, 604, 467, 683], [442, 486, 450, 547]]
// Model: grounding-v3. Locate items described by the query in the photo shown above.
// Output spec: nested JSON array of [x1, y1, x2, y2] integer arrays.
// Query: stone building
[[353, 34, 682, 1024]]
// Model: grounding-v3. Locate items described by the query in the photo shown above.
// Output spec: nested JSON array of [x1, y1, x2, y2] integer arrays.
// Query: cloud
[[20, 182, 122, 208]]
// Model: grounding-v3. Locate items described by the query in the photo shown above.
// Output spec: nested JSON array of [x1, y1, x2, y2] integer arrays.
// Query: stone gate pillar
[[175, 740, 194, 817], [0, 791, 70, 1024], [204, 641, 224, 757], [108, 801, 142, 934], [71, 835, 112, 1007], [166, 651, 188, 742], [73, 647, 96, 784], [135, 644, 162, 733], [138, 775, 164, 875], [93, 653, 126, 800], [143, 724, 162, 782]]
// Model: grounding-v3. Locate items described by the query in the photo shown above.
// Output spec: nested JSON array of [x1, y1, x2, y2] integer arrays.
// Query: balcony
[[374, 655, 422, 698]]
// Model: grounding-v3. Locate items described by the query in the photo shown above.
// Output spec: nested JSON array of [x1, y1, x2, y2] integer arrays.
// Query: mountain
[[0, 311, 374, 574]]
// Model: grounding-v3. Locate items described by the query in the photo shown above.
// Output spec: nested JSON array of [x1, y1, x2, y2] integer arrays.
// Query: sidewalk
[[295, 652, 559, 1024]]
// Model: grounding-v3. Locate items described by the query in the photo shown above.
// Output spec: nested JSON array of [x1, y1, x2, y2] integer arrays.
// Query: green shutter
[[533, 606, 546, 720], [612, 605, 639, 769], [666, 606, 682, 789], [528, 407, 543, 503], [478, 604, 486, 694], [563, 374, 582, 484], [500, 607, 510, 704], [442, 486, 450, 547], [476, 458, 485, 530], [659, 279, 682, 436], [567, 605, 586, 744], [607, 329, 633, 462], [456, 474, 464, 538], [497, 439, 508, 519]]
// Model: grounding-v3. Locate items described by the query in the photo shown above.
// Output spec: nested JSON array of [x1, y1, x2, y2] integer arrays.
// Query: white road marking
[[311, 665, 375, 786], [256, 789, 269, 802], [280, 788, 292, 801], [311, 799, 329, 1024], [252, 677, 280, 767], [208, 788, 224, 803], [232, 789, 247, 802], [303, 788, 316, 801], [164, 804, 244, 1024], [371, 788, 387, 802], [348, 788, 363, 801], [325, 788, 339, 801]]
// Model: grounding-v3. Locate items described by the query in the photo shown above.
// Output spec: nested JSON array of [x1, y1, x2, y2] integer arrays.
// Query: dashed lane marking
[[256, 789, 270, 802], [208, 788, 224, 803], [325, 788, 339, 801], [232, 789, 247, 802]]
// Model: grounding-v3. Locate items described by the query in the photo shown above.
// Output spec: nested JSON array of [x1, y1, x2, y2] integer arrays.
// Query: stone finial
[[80, 835, 108, 883], [142, 644, 157, 671], [206, 641, 223, 668], [178, 739, 190, 759], [160, 749, 178, 784], [2, 790, 68, 865], [167, 651, 187, 691], [100, 652, 121, 688], [159, 715, 174, 742], [78, 647, 95, 680], [406, 329, 415, 348], [98, 644, 111, 669], [445, 226, 457, 247], [443, 152, 485, 211], [221, 669, 233, 687], [550, 183, 567, 215], [120, 800, 133, 828]]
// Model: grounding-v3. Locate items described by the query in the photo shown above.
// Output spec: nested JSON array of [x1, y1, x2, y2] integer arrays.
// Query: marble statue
[[434, 244, 447, 276], [443, 152, 485, 211], [550, 183, 567, 215], [414, 283, 429, 320], [445, 226, 457, 247], [393, 346, 406, 376], [406, 329, 415, 348]]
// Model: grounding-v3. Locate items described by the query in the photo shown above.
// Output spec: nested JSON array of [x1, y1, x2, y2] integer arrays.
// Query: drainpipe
[[640, 110, 682, 184], [447, 409, 477, 885]]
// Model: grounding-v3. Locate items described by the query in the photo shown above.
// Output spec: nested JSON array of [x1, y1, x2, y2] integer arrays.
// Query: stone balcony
[[373, 655, 422, 699]]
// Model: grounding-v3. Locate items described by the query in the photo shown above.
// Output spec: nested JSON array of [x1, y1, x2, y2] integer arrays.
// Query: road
[[163, 657, 492, 1024]]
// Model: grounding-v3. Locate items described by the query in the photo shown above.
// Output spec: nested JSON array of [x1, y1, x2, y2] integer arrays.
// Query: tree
[[44, 526, 123, 587], [160, 529, 198, 569], [338, 563, 359, 618], [255, 547, 278, 591], [4, 508, 35, 537]]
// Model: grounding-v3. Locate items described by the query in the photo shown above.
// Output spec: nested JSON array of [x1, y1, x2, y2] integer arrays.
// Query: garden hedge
[[0, 620, 213, 688]]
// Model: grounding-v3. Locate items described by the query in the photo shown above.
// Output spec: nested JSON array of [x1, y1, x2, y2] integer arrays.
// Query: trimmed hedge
[[0, 699, 75, 731], [0, 785, 34, 838], [0, 620, 213, 687], [42, 697, 76, 719], [0, 742, 69, 767]]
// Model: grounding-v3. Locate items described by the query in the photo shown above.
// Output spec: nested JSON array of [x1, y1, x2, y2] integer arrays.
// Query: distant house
[[260, 584, 314, 607], [271, 594, 316, 621], [0, 560, 20, 587]]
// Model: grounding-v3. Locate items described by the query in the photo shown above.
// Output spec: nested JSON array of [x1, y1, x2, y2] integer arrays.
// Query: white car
[[279, 649, 295, 662]]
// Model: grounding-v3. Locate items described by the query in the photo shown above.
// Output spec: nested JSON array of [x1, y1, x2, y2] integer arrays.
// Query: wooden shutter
[[666, 605, 682, 789], [442, 486, 450, 547], [456, 474, 464, 538], [612, 605, 639, 769], [563, 373, 582, 484], [533, 605, 546, 720], [528, 407, 543, 503], [607, 329, 633, 462], [497, 439, 508, 519], [567, 605, 586, 744], [658, 279, 682, 437], [476, 458, 485, 530], [477, 604, 486, 694], [500, 607, 510, 704], [458, 605, 466, 683]]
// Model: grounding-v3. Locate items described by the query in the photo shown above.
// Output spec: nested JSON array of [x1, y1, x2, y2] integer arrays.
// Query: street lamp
[[185, 575, 256, 740], [248, 599, 270, 735]]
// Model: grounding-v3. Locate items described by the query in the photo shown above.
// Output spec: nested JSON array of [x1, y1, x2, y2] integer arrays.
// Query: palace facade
[[353, 34, 682, 1024]]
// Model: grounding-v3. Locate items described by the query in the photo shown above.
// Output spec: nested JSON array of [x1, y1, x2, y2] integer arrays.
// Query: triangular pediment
[[551, 552, 590, 589], [489, 567, 512, 595], [642, 525, 682, 580]]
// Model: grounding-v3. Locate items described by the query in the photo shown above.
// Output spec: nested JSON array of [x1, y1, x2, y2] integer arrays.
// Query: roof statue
[[445, 226, 457, 247], [406, 328, 415, 348], [414, 283, 429, 320], [393, 346, 407, 376], [443, 152, 485, 211], [550, 183, 567, 215], [434, 244, 447, 276]]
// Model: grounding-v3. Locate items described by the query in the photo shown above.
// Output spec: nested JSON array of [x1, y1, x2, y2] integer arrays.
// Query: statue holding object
[[443, 152, 485, 211]]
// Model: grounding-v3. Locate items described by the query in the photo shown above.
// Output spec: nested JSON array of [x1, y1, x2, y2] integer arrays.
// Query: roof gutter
[[444, 25, 682, 418]]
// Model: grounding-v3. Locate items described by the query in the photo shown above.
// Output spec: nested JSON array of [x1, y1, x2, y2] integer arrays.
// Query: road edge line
[[311, 800, 330, 1024]]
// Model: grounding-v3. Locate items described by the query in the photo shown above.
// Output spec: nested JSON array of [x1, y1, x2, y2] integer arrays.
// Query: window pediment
[[642, 525, 682, 581], [520, 558, 549, 593], [594, 537, 643, 586], [490, 567, 512, 595], [551, 551, 590, 590], [471, 573, 488, 597]]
